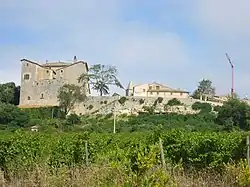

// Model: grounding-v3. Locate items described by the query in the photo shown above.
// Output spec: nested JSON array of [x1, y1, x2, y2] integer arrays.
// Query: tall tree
[[57, 84, 86, 115], [78, 64, 124, 96], [192, 79, 215, 99], [0, 82, 20, 105], [216, 98, 250, 130]]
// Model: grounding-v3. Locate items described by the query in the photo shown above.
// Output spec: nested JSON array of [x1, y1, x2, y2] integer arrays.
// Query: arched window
[[40, 94, 44, 99], [27, 96, 31, 100]]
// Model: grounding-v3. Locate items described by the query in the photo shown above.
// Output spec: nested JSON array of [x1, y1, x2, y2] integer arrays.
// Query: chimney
[[73, 56, 77, 63]]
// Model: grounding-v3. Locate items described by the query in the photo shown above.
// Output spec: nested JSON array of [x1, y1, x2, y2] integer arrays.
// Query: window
[[46, 70, 49, 73], [157, 92, 159, 95], [180, 93, 183, 96], [26, 63, 29, 66], [27, 96, 31, 100], [40, 94, 44, 99], [61, 70, 63, 73], [149, 86, 152, 90], [170, 92, 173, 95], [143, 89, 146, 92], [150, 92, 153, 95], [156, 86, 160, 90], [24, 74, 30, 80]]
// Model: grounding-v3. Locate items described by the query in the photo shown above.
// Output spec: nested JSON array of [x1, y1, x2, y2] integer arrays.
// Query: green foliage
[[192, 102, 212, 113], [119, 97, 127, 105], [216, 98, 250, 130], [57, 84, 86, 115], [0, 130, 248, 177], [167, 98, 182, 106], [225, 160, 250, 187], [104, 100, 108, 104], [66, 113, 81, 125], [142, 106, 155, 114], [78, 64, 124, 96], [192, 79, 215, 99], [0, 82, 20, 105], [87, 105, 94, 110], [139, 98, 145, 105], [23, 106, 62, 119], [0, 103, 29, 128]]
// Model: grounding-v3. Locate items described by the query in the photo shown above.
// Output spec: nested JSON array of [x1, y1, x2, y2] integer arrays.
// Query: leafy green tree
[[57, 84, 86, 115], [192, 102, 212, 113], [0, 102, 29, 127], [78, 64, 124, 96], [192, 79, 215, 99], [0, 82, 20, 105], [167, 98, 182, 106], [66, 113, 81, 125], [216, 98, 250, 130]]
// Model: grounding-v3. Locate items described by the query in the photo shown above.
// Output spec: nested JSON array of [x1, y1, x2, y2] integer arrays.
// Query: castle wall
[[19, 60, 89, 107], [72, 96, 223, 115]]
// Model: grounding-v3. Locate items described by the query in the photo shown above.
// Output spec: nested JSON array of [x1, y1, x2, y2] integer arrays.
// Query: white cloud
[[190, 0, 250, 39], [0, 0, 193, 96]]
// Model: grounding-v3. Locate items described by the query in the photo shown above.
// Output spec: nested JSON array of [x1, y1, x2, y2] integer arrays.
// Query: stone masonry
[[19, 56, 89, 107]]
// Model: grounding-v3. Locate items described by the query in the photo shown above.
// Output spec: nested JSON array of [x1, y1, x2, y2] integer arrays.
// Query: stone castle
[[18, 57, 225, 115], [19, 56, 90, 108]]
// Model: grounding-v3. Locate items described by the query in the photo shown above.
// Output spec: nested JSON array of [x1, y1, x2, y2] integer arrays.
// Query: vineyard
[[0, 130, 250, 186]]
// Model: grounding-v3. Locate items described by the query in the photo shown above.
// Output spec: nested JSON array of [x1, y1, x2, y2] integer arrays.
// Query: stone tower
[[19, 57, 90, 107], [126, 81, 134, 96]]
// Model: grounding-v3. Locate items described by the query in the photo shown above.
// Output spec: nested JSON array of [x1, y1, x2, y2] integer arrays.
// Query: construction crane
[[225, 53, 234, 98]]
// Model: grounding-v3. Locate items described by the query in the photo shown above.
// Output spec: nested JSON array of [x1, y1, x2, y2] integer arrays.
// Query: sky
[[1, 0, 250, 97]]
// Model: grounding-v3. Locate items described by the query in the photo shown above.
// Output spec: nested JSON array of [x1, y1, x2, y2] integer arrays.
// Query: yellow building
[[126, 81, 189, 98]]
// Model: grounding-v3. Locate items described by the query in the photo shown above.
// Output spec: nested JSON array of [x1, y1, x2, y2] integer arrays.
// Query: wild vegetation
[[1, 73, 250, 185]]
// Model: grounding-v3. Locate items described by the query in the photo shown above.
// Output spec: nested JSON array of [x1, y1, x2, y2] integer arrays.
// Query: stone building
[[126, 81, 189, 98], [19, 56, 90, 108]]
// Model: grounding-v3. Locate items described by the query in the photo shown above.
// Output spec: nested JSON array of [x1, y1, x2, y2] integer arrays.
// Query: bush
[[0, 102, 29, 128], [167, 98, 182, 106], [143, 106, 155, 114], [66, 113, 81, 125], [119, 97, 127, 105], [23, 106, 62, 119], [192, 102, 212, 113], [104, 100, 108, 104], [157, 97, 164, 103], [139, 99, 145, 105], [87, 105, 94, 110]]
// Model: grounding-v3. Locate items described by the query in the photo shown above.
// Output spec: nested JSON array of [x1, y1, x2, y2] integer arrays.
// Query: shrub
[[192, 102, 212, 113], [100, 101, 104, 105], [139, 99, 145, 105], [143, 106, 155, 114], [119, 97, 127, 105], [104, 100, 108, 104], [157, 97, 164, 103], [0, 102, 29, 127], [66, 113, 81, 125], [87, 105, 94, 110], [167, 98, 182, 106]]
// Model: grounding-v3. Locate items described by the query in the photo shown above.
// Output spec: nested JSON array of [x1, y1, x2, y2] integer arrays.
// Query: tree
[[57, 84, 86, 116], [78, 64, 124, 96], [0, 82, 20, 105], [0, 102, 29, 128], [166, 98, 182, 106], [216, 98, 250, 130], [192, 79, 215, 99], [191, 102, 212, 113]]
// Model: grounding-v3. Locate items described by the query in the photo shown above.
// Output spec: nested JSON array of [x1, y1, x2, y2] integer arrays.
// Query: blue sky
[[1, 0, 250, 97]]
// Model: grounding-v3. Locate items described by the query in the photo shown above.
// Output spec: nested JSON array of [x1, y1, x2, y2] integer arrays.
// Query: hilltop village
[[18, 57, 236, 115]]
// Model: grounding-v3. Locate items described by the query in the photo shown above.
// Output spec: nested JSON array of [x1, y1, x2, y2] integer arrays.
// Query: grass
[[0, 164, 243, 187]]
